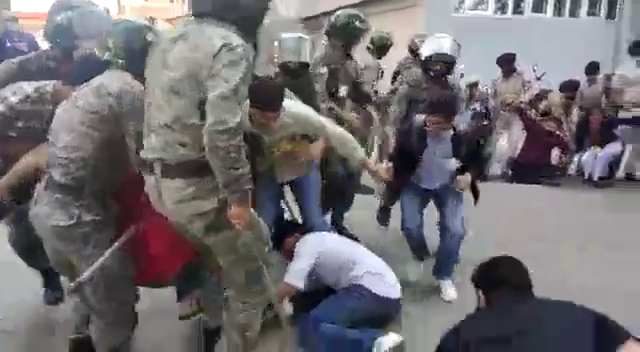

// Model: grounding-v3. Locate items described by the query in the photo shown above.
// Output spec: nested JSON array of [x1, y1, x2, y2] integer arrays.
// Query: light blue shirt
[[413, 130, 456, 190]]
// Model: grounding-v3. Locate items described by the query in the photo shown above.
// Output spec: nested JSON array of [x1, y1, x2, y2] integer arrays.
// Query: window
[[454, 0, 525, 15], [568, 0, 582, 17], [530, 0, 549, 14], [586, 0, 602, 16], [512, 0, 526, 14], [553, 0, 567, 16], [605, 0, 618, 19]]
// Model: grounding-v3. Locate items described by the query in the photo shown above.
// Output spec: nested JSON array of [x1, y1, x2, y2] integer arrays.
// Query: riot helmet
[[189, 0, 273, 44], [275, 32, 312, 68], [408, 33, 428, 59], [367, 30, 393, 60], [419, 33, 461, 78], [44, 0, 112, 57], [105, 19, 159, 83], [324, 9, 370, 51]]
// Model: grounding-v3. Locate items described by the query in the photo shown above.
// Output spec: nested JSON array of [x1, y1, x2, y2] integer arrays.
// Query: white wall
[[425, 0, 629, 86]]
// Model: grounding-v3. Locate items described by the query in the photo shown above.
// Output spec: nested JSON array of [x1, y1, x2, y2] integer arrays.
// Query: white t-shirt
[[283, 231, 402, 299]]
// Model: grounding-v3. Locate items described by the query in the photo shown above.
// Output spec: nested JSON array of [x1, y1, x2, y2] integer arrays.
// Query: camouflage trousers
[[29, 193, 137, 352], [6, 204, 52, 271], [144, 175, 272, 352]]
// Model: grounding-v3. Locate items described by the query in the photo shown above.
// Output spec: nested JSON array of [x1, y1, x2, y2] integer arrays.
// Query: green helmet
[[44, 0, 112, 54], [105, 19, 159, 80], [367, 30, 393, 60], [325, 9, 370, 48]]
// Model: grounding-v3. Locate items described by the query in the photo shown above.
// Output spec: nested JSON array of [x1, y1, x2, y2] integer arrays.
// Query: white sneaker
[[438, 279, 458, 302], [372, 332, 404, 351], [405, 261, 424, 282]]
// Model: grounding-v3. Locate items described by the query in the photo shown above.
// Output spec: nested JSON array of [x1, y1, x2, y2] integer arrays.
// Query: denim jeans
[[400, 182, 465, 279], [255, 163, 330, 240], [296, 284, 401, 352]]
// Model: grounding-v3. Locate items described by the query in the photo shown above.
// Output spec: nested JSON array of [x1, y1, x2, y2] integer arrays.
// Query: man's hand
[[227, 203, 252, 230], [0, 180, 11, 202], [377, 162, 394, 182], [454, 173, 472, 191], [276, 282, 298, 303]]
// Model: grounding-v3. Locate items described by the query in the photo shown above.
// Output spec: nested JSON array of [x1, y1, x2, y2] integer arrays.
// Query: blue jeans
[[296, 285, 401, 352], [400, 182, 465, 279], [255, 163, 330, 239]]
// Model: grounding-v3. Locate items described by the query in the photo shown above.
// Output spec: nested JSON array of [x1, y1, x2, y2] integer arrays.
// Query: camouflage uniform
[[610, 55, 640, 178], [141, 14, 272, 350], [389, 33, 427, 90], [0, 82, 63, 307], [311, 9, 372, 236], [30, 69, 143, 352]]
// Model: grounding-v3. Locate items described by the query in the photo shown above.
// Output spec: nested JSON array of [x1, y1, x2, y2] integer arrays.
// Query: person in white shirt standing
[[273, 220, 403, 351]]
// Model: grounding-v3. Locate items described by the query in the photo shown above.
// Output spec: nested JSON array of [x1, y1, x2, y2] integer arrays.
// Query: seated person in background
[[436, 255, 640, 352], [576, 106, 624, 187], [273, 220, 403, 351], [509, 102, 570, 185]]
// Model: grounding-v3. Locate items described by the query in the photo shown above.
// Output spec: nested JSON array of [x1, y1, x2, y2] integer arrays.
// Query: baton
[[67, 225, 137, 295]]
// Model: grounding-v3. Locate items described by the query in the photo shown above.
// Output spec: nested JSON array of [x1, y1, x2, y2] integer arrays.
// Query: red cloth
[[112, 171, 196, 287], [516, 113, 569, 165]]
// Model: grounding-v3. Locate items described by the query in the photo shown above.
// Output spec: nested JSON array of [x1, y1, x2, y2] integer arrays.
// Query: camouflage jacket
[[490, 70, 533, 109], [141, 18, 254, 204], [0, 49, 63, 89], [47, 69, 144, 198], [390, 55, 420, 89]]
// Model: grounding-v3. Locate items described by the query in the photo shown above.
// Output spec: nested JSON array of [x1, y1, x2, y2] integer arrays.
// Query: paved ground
[[1, 181, 639, 351]]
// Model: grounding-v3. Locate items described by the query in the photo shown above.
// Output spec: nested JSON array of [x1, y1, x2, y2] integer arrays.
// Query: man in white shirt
[[273, 220, 403, 351]]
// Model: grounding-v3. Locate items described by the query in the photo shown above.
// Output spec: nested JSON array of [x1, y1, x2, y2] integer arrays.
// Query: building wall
[[425, 0, 632, 86]]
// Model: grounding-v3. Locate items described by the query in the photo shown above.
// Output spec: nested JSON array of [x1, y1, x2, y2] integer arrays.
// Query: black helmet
[[189, 0, 272, 44], [105, 19, 159, 82], [408, 33, 428, 59], [324, 9, 370, 49], [367, 30, 393, 60], [44, 0, 112, 55]]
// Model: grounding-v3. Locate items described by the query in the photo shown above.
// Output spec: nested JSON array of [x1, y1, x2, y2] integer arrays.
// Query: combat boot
[[40, 267, 64, 306], [68, 334, 96, 352], [200, 325, 222, 351]]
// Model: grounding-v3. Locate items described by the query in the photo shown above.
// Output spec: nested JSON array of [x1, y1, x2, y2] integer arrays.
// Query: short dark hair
[[271, 219, 307, 251], [422, 88, 459, 120], [249, 75, 285, 113], [584, 61, 600, 76], [471, 255, 534, 302], [559, 79, 581, 95]]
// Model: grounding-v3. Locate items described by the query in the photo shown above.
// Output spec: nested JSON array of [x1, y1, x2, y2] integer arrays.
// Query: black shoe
[[68, 334, 96, 352], [332, 223, 360, 242], [201, 325, 222, 351], [376, 206, 391, 228], [624, 172, 637, 181], [593, 179, 614, 188], [41, 267, 64, 306]]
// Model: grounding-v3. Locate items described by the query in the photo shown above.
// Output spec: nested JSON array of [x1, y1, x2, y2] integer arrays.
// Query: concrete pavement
[[0, 182, 638, 351]]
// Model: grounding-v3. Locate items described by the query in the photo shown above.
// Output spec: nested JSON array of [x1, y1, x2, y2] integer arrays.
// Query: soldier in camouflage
[[311, 9, 372, 240], [140, 0, 275, 350], [363, 30, 394, 162], [377, 33, 462, 228], [0, 80, 69, 306], [0, 0, 112, 88], [29, 19, 160, 352], [389, 33, 427, 90]]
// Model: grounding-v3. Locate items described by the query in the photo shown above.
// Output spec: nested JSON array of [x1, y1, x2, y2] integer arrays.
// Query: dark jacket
[[574, 115, 620, 152], [388, 115, 482, 204], [436, 296, 634, 352], [0, 30, 40, 63]]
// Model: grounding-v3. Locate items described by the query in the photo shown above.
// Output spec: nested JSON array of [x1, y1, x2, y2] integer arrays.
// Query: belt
[[140, 159, 213, 180]]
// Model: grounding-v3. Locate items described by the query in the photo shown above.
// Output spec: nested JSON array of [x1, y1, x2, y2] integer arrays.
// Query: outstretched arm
[[0, 143, 48, 200]]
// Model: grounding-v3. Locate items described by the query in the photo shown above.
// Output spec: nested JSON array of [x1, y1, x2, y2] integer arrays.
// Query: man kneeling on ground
[[273, 220, 403, 351], [436, 255, 640, 352]]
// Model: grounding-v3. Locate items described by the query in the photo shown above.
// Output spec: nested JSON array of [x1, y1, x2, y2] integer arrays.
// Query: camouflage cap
[[325, 9, 370, 46], [44, 0, 112, 53], [367, 30, 393, 60]]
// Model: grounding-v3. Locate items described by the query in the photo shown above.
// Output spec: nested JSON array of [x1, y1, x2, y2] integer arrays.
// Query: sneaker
[[376, 206, 391, 228], [41, 268, 64, 306], [405, 261, 424, 282], [437, 279, 458, 303], [372, 332, 404, 351]]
